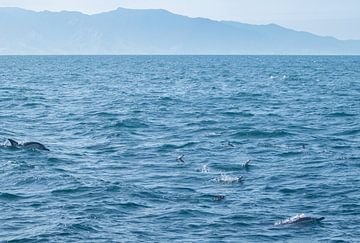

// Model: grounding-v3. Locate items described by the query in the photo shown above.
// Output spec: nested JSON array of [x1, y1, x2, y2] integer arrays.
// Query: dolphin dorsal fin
[[8, 139, 19, 147]]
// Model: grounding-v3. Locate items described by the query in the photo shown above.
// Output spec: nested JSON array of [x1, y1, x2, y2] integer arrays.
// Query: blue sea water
[[0, 56, 359, 242]]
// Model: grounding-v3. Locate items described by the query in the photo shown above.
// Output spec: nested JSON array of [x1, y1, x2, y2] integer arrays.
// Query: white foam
[[200, 164, 209, 173], [214, 173, 242, 184], [275, 213, 306, 226]]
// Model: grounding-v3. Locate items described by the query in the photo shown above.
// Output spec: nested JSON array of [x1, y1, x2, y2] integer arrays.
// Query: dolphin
[[243, 159, 251, 168], [176, 155, 185, 163], [213, 195, 225, 201], [227, 141, 235, 147], [275, 214, 325, 226], [7, 139, 50, 151]]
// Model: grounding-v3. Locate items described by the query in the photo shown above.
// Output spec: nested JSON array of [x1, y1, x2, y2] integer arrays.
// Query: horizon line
[[1, 54, 360, 57]]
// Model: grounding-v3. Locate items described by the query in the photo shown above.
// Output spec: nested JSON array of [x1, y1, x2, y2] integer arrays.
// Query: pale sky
[[0, 0, 359, 40]]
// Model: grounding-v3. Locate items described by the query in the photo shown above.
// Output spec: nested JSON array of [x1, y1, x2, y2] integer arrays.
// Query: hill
[[0, 7, 359, 54]]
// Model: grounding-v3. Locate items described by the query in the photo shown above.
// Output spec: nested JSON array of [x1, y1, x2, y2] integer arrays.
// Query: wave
[[157, 141, 198, 151], [278, 151, 303, 157], [111, 118, 149, 129], [327, 112, 356, 117], [51, 186, 93, 195], [333, 129, 360, 136], [279, 187, 305, 194], [0, 192, 27, 200], [221, 111, 254, 117], [231, 130, 292, 139]]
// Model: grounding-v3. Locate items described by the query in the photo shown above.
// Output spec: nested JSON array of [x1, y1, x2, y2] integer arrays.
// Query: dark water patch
[[223, 214, 257, 224], [91, 111, 119, 118], [66, 222, 100, 233], [131, 190, 171, 203], [266, 112, 282, 117], [160, 208, 220, 219], [51, 186, 93, 195], [104, 184, 123, 192], [158, 96, 182, 104], [231, 130, 293, 139], [333, 129, 360, 136], [159, 96, 173, 101], [339, 204, 360, 214], [186, 119, 218, 126], [278, 151, 304, 157], [47, 157, 69, 164], [184, 126, 225, 136], [331, 145, 352, 150], [209, 162, 246, 172], [21, 102, 48, 108], [221, 111, 255, 117], [157, 141, 198, 151], [112, 201, 149, 209], [166, 187, 197, 193], [335, 155, 360, 162], [257, 142, 277, 148], [235, 91, 263, 98], [279, 187, 306, 195], [327, 112, 356, 117], [84, 143, 115, 153], [0, 192, 27, 201], [110, 118, 150, 129], [199, 194, 227, 202]]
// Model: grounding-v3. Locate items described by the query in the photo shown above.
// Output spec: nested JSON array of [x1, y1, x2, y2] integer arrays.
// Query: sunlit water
[[0, 56, 359, 242]]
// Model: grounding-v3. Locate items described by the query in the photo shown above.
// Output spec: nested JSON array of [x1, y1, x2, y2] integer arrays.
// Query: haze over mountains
[[0, 7, 359, 55]]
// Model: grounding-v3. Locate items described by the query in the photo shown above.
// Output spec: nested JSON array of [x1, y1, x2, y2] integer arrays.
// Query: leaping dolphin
[[7, 139, 50, 151]]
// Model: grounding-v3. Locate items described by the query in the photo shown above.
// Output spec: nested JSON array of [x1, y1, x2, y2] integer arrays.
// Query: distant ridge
[[0, 7, 359, 54]]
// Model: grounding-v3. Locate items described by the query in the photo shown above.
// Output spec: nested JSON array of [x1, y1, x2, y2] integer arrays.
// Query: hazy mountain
[[0, 7, 359, 54]]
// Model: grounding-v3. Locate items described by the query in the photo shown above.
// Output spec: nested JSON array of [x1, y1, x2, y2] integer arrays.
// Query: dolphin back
[[23, 142, 50, 151], [275, 214, 325, 226]]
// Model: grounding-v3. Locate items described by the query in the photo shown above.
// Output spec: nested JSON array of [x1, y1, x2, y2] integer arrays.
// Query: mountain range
[[0, 7, 359, 55]]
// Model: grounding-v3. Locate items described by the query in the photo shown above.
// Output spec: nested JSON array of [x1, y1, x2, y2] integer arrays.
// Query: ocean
[[0, 56, 359, 242]]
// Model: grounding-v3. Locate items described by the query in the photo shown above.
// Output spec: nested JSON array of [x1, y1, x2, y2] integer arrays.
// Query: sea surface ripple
[[0, 56, 359, 242]]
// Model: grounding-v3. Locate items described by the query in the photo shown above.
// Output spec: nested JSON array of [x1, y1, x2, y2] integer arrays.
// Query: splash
[[200, 164, 209, 173], [214, 173, 243, 184]]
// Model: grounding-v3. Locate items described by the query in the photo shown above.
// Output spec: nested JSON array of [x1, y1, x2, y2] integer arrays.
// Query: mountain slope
[[0, 7, 359, 54]]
